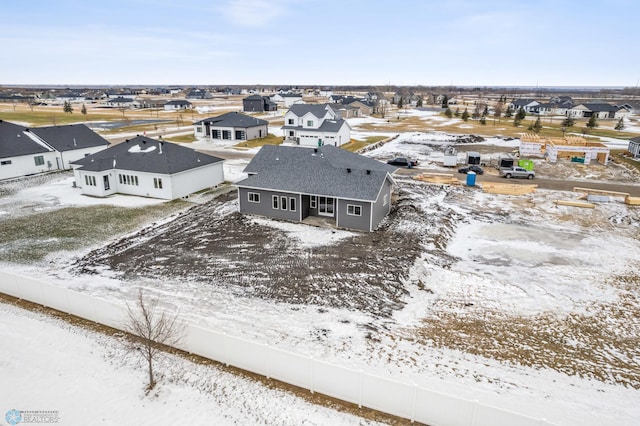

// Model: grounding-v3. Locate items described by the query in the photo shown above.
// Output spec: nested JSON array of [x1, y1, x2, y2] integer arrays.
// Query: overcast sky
[[2, 0, 637, 87]]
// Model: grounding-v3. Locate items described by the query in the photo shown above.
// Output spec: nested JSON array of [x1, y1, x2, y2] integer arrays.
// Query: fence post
[[264, 342, 270, 379], [223, 332, 229, 366], [310, 356, 314, 394], [410, 383, 418, 422], [470, 400, 479, 426], [358, 369, 364, 408]]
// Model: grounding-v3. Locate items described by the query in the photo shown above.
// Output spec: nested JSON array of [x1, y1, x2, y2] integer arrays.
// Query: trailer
[[443, 146, 458, 167]]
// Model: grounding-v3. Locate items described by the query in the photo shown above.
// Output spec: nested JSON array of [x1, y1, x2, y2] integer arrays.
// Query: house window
[[347, 204, 362, 216], [306, 120, 313, 127], [280, 196, 287, 210], [235, 130, 246, 140], [222, 130, 231, 140], [0, 160, 12, 165], [212, 129, 221, 139], [196, 126, 203, 133], [119, 174, 123, 184], [134, 176, 139, 186], [287, 119, 294, 125], [84, 175, 96, 186], [383, 194, 388, 206], [248, 192, 260, 203], [272, 195, 279, 209], [289, 197, 296, 211], [310, 196, 316, 209], [154, 178, 163, 189], [34, 155, 45, 166], [289, 131, 294, 137]]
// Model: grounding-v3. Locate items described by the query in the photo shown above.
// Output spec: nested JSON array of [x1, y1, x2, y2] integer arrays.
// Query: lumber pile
[[413, 173, 461, 186], [625, 196, 640, 205], [481, 182, 537, 195], [554, 200, 595, 208], [573, 187, 629, 198]]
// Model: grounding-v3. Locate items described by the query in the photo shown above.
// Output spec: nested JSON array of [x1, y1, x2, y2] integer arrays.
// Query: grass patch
[[0, 201, 188, 263], [166, 134, 198, 143], [232, 133, 283, 149], [0, 110, 124, 127], [341, 136, 388, 152]]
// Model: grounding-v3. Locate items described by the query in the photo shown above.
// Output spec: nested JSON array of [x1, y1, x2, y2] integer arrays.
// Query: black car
[[458, 165, 484, 175], [387, 157, 419, 168]]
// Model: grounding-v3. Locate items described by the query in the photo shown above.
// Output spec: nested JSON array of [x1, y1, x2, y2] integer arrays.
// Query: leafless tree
[[124, 290, 185, 391], [118, 106, 128, 118]]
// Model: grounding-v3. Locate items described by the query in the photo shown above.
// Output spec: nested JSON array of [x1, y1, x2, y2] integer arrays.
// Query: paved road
[[396, 167, 640, 197]]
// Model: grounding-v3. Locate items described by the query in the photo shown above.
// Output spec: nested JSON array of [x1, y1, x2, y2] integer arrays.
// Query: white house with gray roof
[[282, 104, 351, 147], [235, 145, 395, 232], [0, 121, 109, 180], [194, 112, 268, 142], [71, 136, 224, 200]]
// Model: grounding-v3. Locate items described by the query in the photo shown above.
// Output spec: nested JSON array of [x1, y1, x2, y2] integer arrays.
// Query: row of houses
[[509, 97, 633, 118]]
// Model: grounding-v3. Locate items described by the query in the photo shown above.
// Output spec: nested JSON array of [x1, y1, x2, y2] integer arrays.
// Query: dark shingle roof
[[287, 104, 337, 118], [237, 145, 394, 201], [30, 124, 109, 152], [195, 112, 267, 128], [108, 97, 134, 103], [580, 103, 620, 112], [71, 136, 223, 174], [0, 120, 52, 159], [165, 100, 192, 106], [511, 99, 538, 106]]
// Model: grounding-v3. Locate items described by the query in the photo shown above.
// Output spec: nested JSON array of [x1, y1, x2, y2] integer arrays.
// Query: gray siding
[[238, 187, 301, 222], [336, 199, 371, 232], [371, 179, 393, 230]]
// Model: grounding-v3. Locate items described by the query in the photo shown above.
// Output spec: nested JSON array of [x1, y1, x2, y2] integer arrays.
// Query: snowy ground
[[0, 302, 385, 426], [1, 132, 640, 425]]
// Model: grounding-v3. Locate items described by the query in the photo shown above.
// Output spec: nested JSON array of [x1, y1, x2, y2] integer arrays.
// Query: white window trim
[[289, 197, 296, 212], [347, 204, 362, 216], [310, 196, 317, 209], [248, 192, 260, 203], [280, 196, 287, 210], [272, 195, 279, 209]]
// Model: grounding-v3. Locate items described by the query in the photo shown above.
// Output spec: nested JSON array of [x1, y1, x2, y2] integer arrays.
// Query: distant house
[[344, 99, 376, 116], [629, 137, 640, 158], [568, 103, 630, 119], [243, 95, 277, 112], [28, 124, 110, 169], [106, 97, 138, 108], [235, 145, 396, 232], [194, 112, 268, 141], [282, 104, 351, 147], [329, 103, 360, 119], [164, 100, 192, 111], [185, 89, 213, 99], [509, 99, 540, 114], [282, 93, 303, 107], [71, 136, 224, 200], [0, 121, 109, 180], [0, 121, 57, 180]]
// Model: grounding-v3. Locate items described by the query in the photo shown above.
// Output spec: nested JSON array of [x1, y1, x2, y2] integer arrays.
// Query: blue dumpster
[[466, 171, 476, 186]]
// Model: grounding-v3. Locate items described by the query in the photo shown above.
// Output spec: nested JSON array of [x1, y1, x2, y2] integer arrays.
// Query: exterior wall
[[243, 99, 264, 112], [56, 146, 108, 170], [295, 124, 350, 147], [194, 124, 206, 138], [284, 97, 303, 107], [169, 162, 225, 199], [615, 109, 631, 119], [207, 124, 267, 141], [370, 179, 393, 230], [336, 198, 372, 232], [0, 151, 58, 180], [244, 125, 268, 140], [238, 187, 301, 222], [629, 141, 640, 157], [77, 163, 224, 200]]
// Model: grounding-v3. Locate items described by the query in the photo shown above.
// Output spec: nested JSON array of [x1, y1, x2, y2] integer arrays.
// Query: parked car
[[458, 165, 484, 175], [499, 166, 535, 179], [387, 157, 419, 168]]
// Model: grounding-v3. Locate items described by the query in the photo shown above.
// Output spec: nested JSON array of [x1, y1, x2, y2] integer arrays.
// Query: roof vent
[[347, 168, 351, 173], [366, 169, 371, 174], [314, 148, 318, 153], [159, 142, 163, 154]]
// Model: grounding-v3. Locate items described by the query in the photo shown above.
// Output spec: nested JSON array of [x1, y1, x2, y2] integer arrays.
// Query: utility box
[[443, 146, 458, 167], [466, 152, 481, 165]]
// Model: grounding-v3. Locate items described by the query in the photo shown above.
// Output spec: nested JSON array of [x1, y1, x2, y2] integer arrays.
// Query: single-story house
[[568, 103, 629, 119], [194, 112, 268, 141], [235, 145, 396, 232], [282, 93, 304, 107], [282, 104, 351, 147], [164, 100, 192, 110], [509, 99, 540, 114], [71, 136, 224, 200], [106, 97, 139, 108], [0, 121, 57, 180], [28, 124, 110, 169], [243, 95, 277, 112], [629, 137, 640, 158]]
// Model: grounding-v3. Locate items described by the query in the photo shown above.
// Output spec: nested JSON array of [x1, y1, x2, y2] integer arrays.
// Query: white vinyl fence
[[0, 271, 556, 426]]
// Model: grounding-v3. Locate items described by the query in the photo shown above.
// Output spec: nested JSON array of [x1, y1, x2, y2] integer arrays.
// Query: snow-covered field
[[0, 302, 383, 426], [1, 131, 640, 425]]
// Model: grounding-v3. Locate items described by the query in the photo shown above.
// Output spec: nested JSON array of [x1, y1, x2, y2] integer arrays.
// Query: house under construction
[[519, 134, 610, 165]]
